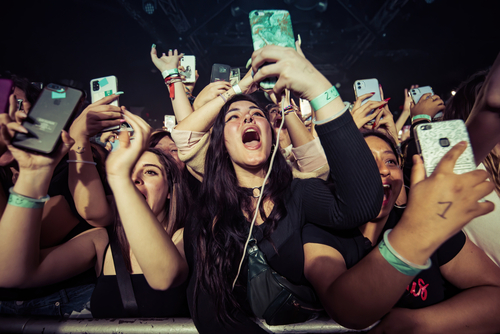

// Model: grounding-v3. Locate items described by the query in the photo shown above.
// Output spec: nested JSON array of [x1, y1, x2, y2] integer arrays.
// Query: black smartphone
[[0, 79, 13, 114], [210, 64, 231, 82], [12, 83, 84, 154]]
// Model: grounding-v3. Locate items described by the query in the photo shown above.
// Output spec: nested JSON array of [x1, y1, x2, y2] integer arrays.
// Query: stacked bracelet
[[219, 93, 227, 103], [161, 68, 179, 79], [310, 86, 340, 111], [283, 105, 295, 116], [411, 114, 432, 123], [164, 73, 182, 99], [312, 102, 350, 125], [8, 187, 50, 209], [378, 229, 432, 276]]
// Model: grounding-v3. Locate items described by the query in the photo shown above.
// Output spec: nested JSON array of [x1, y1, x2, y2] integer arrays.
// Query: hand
[[410, 93, 445, 119], [69, 94, 123, 140], [395, 142, 494, 260], [374, 103, 398, 143], [251, 45, 332, 102], [238, 69, 259, 95], [350, 93, 386, 129], [193, 81, 232, 110], [368, 308, 422, 334], [404, 85, 418, 112], [106, 109, 152, 182], [150, 47, 184, 73], [1, 124, 74, 172]]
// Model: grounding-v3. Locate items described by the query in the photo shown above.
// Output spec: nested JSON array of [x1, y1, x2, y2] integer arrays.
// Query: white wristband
[[232, 84, 242, 95]]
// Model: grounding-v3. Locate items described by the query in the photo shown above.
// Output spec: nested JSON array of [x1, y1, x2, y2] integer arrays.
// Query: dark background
[[1, 0, 499, 128]]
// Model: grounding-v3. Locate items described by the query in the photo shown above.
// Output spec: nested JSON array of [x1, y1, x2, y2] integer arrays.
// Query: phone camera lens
[[92, 81, 100, 91], [439, 138, 450, 147]]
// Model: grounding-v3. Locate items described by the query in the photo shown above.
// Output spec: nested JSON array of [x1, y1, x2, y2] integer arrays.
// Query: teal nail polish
[[152, 43, 156, 49], [115, 91, 124, 95]]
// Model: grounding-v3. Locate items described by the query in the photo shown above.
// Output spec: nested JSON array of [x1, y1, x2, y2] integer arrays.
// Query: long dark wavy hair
[[114, 148, 191, 273], [194, 94, 293, 324]]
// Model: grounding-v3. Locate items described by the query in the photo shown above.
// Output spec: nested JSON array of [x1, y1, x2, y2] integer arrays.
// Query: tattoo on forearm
[[437, 201, 452, 219], [75, 146, 86, 154]]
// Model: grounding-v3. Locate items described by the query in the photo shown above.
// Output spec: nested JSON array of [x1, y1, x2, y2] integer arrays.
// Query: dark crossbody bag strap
[[109, 228, 139, 317]]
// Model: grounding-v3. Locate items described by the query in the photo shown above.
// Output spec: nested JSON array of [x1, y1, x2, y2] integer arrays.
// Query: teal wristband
[[378, 229, 431, 276], [161, 68, 179, 79], [411, 114, 432, 124], [309, 86, 340, 111], [8, 188, 50, 209]]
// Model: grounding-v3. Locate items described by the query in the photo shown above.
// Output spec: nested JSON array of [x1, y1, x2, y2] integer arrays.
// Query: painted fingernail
[[162, 53, 166, 57], [152, 43, 156, 49], [120, 119, 127, 123], [298, 34, 302, 46], [115, 91, 124, 95], [369, 92, 376, 94], [384, 98, 391, 102], [246, 58, 252, 69], [251, 69, 255, 78], [168, 49, 172, 53], [378, 105, 384, 109]]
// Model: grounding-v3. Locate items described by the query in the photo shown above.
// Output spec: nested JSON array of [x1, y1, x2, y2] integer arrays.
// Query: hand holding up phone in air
[[69, 93, 123, 141], [410, 92, 445, 119]]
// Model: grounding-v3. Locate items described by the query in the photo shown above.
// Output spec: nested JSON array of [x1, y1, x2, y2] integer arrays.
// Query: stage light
[[451, 90, 456, 96], [143, 0, 157, 15]]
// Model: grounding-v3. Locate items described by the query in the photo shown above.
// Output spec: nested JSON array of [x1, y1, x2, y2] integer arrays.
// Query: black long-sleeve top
[[184, 109, 384, 333]]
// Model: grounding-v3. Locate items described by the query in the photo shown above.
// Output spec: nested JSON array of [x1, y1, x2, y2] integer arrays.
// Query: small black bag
[[247, 238, 325, 326]]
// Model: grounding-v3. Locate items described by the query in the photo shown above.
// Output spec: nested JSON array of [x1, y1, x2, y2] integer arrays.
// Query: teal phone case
[[249, 10, 295, 89]]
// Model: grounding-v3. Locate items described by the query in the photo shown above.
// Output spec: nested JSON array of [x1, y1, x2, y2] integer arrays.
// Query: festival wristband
[[310, 86, 340, 111], [161, 68, 179, 79], [232, 84, 242, 95], [378, 229, 431, 276], [8, 187, 50, 209], [411, 114, 432, 123]]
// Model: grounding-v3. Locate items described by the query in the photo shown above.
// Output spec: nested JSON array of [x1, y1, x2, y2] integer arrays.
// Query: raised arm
[[466, 50, 500, 165], [0, 124, 106, 288], [105, 110, 187, 290], [68, 94, 123, 227]]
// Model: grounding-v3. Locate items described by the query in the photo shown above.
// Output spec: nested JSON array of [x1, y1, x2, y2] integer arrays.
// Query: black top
[[90, 244, 189, 318], [302, 206, 466, 309], [185, 110, 384, 333]]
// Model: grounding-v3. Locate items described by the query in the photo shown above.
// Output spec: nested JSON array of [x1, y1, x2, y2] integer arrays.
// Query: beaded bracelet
[[8, 187, 50, 209], [378, 229, 431, 276], [310, 86, 340, 111], [411, 114, 432, 123], [283, 105, 295, 116]]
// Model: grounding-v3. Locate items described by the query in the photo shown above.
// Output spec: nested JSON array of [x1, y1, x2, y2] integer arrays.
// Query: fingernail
[[298, 34, 302, 46], [457, 141, 467, 146], [151, 43, 156, 49], [384, 98, 391, 102], [369, 92, 375, 94], [168, 49, 172, 52], [115, 91, 124, 95], [246, 58, 252, 69], [162, 53, 166, 57], [19, 127, 28, 133], [120, 119, 127, 123], [378, 105, 384, 110], [251, 69, 255, 78], [372, 122, 377, 129]]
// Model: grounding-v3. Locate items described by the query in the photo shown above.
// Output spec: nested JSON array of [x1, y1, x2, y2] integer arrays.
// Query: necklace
[[242, 186, 262, 198]]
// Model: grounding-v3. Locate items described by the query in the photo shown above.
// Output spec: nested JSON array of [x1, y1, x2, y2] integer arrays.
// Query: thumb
[[410, 154, 426, 187]]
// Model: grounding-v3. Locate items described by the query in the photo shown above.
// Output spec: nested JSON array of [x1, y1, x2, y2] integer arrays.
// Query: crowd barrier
[[0, 316, 376, 333]]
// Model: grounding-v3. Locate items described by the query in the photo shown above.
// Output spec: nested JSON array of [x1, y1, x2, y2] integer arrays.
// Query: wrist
[[14, 171, 53, 199]]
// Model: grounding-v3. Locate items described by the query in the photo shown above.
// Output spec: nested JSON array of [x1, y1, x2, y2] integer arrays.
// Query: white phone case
[[414, 120, 476, 176], [90, 76, 118, 106], [180, 56, 196, 83]]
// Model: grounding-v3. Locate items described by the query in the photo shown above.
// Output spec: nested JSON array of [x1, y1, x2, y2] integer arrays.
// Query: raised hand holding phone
[[350, 93, 386, 129], [106, 109, 152, 183]]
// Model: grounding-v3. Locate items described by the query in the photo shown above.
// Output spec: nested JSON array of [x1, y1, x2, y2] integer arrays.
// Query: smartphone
[[299, 98, 312, 121], [249, 10, 295, 89], [210, 64, 231, 83], [12, 83, 84, 154], [91, 75, 120, 132], [0, 79, 13, 114], [414, 120, 476, 177], [354, 78, 382, 106], [180, 56, 196, 83], [230, 68, 241, 86], [164, 115, 176, 132], [410, 86, 443, 120]]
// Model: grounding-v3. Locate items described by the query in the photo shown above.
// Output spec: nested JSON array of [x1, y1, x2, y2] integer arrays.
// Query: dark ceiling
[[1, 0, 499, 128]]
